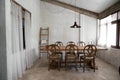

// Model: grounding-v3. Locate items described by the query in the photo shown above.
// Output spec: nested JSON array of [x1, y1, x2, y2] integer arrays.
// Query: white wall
[[81, 15, 97, 44], [5, 0, 42, 80], [0, 0, 7, 80], [97, 48, 120, 69], [14, 0, 41, 49], [40, 2, 97, 45], [5, 0, 12, 79]]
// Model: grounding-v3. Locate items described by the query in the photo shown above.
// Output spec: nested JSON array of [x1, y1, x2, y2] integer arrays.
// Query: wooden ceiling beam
[[41, 0, 99, 18]]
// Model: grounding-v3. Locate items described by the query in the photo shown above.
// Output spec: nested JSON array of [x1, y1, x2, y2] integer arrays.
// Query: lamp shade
[[70, 21, 81, 28]]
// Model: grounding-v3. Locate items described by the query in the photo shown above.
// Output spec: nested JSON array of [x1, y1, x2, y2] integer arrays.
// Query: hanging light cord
[[75, 0, 77, 22], [79, 13, 81, 25], [70, 0, 81, 28]]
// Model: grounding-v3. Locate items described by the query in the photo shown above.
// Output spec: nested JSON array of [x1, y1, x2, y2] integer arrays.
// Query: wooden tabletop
[[40, 46, 107, 51]]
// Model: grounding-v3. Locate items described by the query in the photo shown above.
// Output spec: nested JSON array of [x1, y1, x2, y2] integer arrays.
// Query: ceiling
[[41, 0, 120, 18], [58, 0, 119, 13]]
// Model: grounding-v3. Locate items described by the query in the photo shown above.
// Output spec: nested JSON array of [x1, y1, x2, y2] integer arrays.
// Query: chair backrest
[[55, 41, 63, 46], [65, 44, 78, 55], [67, 41, 75, 45], [83, 45, 97, 57], [47, 44, 60, 55], [77, 41, 85, 46]]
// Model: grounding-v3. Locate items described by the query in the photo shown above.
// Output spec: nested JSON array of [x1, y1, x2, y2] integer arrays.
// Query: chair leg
[[65, 61, 68, 71], [39, 52, 41, 59], [65, 57, 67, 70], [93, 59, 95, 72], [61, 54, 63, 62], [83, 61, 85, 72], [60, 60, 61, 68], [80, 58, 81, 67], [47, 53, 49, 59], [58, 61, 60, 71], [75, 60, 78, 71], [48, 60, 50, 71]]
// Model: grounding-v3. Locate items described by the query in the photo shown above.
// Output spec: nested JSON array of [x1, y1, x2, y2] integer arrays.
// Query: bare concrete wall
[[0, 0, 7, 80], [97, 48, 120, 70]]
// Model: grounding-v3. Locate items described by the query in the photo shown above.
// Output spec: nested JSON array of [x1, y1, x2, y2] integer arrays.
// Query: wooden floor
[[19, 54, 120, 80]]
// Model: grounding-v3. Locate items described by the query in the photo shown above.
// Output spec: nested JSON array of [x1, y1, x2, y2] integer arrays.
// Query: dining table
[[41, 45, 107, 70], [41, 45, 107, 51]]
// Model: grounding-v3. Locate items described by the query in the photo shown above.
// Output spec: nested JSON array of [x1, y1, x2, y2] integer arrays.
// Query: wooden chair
[[67, 41, 75, 45], [80, 45, 97, 72], [55, 41, 63, 61], [65, 44, 79, 71], [47, 44, 62, 71], [77, 41, 85, 46], [77, 41, 86, 67], [55, 41, 63, 46]]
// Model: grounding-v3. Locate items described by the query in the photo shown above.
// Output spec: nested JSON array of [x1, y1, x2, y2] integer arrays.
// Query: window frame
[[98, 11, 120, 49], [111, 11, 120, 49]]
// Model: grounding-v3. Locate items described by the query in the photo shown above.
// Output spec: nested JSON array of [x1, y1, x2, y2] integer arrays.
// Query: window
[[98, 11, 120, 48], [22, 9, 26, 49], [11, 1, 31, 53]]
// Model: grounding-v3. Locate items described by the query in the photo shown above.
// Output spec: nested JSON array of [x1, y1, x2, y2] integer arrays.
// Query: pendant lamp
[[70, 0, 81, 28]]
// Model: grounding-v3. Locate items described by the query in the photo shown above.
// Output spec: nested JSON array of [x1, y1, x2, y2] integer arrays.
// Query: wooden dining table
[[41, 45, 107, 51], [42, 45, 107, 70], [59, 46, 107, 51]]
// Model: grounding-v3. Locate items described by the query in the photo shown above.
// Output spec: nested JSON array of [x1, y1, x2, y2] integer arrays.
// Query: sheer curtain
[[24, 11, 33, 68], [10, 1, 35, 80], [11, 2, 23, 80], [98, 15, 116, 47]]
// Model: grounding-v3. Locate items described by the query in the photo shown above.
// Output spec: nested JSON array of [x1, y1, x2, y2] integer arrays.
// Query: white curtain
[[10, 1, 36, 80], [11, 2, 23, 80], [24, 11, 33, 68], [98, 15, 116, 47]]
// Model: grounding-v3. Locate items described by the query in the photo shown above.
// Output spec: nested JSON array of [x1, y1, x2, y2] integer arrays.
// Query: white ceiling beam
[[41, 0, 99, 18]]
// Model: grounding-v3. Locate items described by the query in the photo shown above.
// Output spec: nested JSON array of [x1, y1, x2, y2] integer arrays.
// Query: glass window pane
[[106, 15, 112, 23], [101, 18, 107, 24], [98, 24, 107, 46], [107, 23, 116, 46], [111, 13, 117, 21]]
